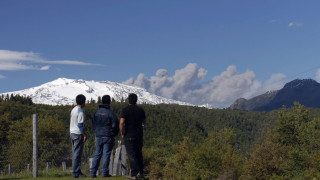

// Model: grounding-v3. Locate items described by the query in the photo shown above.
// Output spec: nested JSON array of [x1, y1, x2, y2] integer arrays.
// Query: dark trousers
[[124, 137, 143, 176]]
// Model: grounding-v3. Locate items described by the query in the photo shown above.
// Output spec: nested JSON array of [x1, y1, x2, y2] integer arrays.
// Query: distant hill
[[230, 79, 320, 111]]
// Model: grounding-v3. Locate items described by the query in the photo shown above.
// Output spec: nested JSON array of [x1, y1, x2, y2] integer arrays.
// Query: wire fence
[[0, 143, 72, 175], [0, 114, 129, 178], [0, 139, 128, 177]]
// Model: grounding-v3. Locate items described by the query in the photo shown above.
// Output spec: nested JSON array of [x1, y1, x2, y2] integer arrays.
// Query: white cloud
[[0, 62, 36, 70], [0, 49, 102, 71], [123, 63, 286, 108], [0, 75, 5, 79], [316, 69, 320, 83], [40, 65, 50, 71], [263, 73, 286, 91], [269, 19, 277, 23], [288, 21, 303, 27]]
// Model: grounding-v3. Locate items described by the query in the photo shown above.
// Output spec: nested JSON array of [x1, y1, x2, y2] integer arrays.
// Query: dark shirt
[[92, 104, 119, 138], [121, 104, 146, 139]]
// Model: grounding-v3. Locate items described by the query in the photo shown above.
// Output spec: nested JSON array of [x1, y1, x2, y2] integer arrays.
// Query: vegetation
[[1, 95, 320, 179]]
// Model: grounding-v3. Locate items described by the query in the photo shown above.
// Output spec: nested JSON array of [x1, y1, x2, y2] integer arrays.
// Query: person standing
[[90, 95, 119, 178], [120, 93, 146, 179], [70, 94, 87, 178]]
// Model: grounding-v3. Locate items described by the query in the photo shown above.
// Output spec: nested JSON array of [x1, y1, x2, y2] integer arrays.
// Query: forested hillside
[[1, 95, 320, 179]]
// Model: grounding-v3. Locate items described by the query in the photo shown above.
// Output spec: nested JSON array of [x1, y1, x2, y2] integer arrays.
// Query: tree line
[[1, 95, 320, 179]]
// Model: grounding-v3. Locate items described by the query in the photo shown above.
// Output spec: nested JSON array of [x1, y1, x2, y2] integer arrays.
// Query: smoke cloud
[[123, 63, 287, 108], [316, 69, 320, 83]]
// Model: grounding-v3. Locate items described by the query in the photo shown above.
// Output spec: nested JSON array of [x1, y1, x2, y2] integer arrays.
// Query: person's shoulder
[[77, 107, 83, 113], [71, 106, 79, 112], [136, 105, 144, 110], [122, 105, 131, 110]]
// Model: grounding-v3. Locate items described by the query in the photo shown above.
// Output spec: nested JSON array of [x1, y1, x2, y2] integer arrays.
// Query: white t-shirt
[[70, 106, 84, 134]]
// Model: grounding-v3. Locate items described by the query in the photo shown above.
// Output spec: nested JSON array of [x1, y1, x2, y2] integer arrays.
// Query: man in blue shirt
[[70, 94, 87, 178], [90, 95, 119, 178]]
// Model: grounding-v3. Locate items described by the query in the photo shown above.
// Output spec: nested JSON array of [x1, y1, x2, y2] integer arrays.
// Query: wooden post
[[89, 158, 93, 171], [62, 162, 66, 171], [120, 145, 128, 175], [33, 114, 38, 178], [8, 164, 11, 175], [46, 162, 50, 172], [27, 164, 30, 172], [113, 141, 122, 176], [108, 149, 114, 175]]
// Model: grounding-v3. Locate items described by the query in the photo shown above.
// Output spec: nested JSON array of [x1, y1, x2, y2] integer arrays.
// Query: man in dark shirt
[[90, 95, 119, 178], [120, 93, 146, 179]]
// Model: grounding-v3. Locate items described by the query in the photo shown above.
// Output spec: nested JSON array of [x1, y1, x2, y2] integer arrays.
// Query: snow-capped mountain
[[1, 78, 193, 106]]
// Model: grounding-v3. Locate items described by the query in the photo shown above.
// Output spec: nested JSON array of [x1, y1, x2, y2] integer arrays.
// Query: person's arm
[[142, 109, 146, 125], [92, 112, 96, 131], [81, 131, 87, 142], [119, 118, 125, 139], [112, 112, 119, 136], [78, 111, 87, 142]]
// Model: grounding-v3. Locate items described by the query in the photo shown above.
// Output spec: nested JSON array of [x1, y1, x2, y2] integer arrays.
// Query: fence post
[[33, 114, 38, 178], [27, 164, 30, 172], [120, 145, 128, 175], [46, 162, 50, 172], [112, 141, 120, 176], [8, 163, 11, 175], [108, 149, 114, 175], [62, 162, 66, 171]]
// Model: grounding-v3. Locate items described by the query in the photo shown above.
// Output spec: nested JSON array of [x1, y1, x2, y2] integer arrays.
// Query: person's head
[[128, 93, 138, 105], [76, 94, 86, 107], [102, 95, 111, 105]]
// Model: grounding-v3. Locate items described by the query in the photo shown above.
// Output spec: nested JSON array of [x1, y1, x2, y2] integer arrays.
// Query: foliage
[[144, 129, 244, 180], [6, 114, 69, 170], [2, 97, 320, 179], [0, 94, 33, 105], [243, 103, 320, 179]]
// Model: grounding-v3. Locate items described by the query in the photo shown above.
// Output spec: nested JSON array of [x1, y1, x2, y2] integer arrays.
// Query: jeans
[[70, 133, 84, 178], [124, 137, 144, 176], [90, 137, 114, 176]]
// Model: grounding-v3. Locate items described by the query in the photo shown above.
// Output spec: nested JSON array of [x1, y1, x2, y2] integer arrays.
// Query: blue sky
[[1, 0, 320, 107]]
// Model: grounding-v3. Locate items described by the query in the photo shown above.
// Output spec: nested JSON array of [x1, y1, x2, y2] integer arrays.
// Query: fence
[[0, 114, 128, 178]]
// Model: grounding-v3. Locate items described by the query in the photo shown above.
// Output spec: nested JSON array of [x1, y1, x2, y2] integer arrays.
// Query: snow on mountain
[[2, 78, 193, 106]]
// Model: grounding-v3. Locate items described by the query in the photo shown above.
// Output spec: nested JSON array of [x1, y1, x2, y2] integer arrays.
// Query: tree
[[97, 96, 102, 104], [242, 129, 288, 180], [0, 113, 11, 169], [243, 103, 320, 179], [7, 114, 69, 170]]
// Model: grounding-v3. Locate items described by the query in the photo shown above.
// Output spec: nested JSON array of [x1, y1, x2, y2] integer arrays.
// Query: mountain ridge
[[1, 77, 194, 106], [230, 79, 320, 111]]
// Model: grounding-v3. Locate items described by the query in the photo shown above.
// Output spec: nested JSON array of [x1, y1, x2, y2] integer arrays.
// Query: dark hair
[[76, 94, 86, 105], [102, 95, 111, 104], [128, 93, 137, 105]]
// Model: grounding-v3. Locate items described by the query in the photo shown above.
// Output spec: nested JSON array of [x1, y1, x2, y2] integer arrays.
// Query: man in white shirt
[[70, 94, 87, 178]]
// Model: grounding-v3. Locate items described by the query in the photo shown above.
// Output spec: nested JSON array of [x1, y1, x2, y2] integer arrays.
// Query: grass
[[0, 169, 127, 180]]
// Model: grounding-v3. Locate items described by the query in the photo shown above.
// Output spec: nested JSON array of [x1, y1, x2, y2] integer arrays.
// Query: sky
[[1, 0, 320, 107]]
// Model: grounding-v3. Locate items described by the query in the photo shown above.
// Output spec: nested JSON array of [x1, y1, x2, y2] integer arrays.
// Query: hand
[[83, 132, 87, 142]]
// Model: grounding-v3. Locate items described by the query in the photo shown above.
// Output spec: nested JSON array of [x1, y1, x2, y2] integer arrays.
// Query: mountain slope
[[230, 79, 320, 111], [1, 78, 192, 106]]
